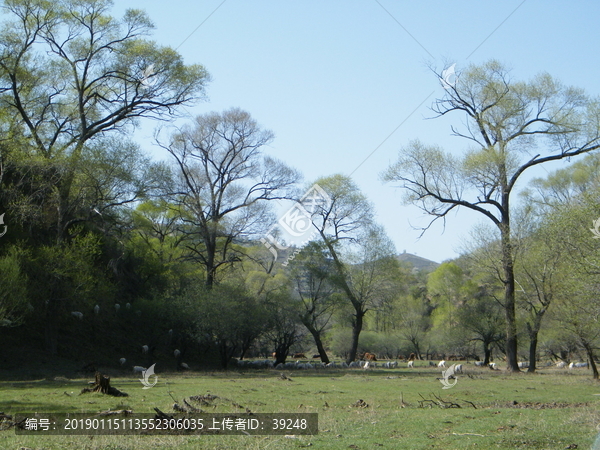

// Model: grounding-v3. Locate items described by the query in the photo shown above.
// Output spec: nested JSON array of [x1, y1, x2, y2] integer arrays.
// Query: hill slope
[[396, 252, 439, 273]]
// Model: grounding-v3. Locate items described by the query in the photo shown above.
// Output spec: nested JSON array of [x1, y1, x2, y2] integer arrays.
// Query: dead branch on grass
[[417, 393, 477, 409]]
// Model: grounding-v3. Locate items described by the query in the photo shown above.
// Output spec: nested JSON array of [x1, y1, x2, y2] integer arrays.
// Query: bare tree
[[382, 60, 600, 371], [162, 108, 300, 287]]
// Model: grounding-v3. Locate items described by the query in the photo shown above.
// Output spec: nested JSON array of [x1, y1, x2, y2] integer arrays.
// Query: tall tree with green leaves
[[454, 281, 505, 365], [514, 232, 564, 372], [519, 151, 600, 372], [427, 262, 466, 330], [310, 175, 403, 364], [382, 60, 600, 371], [289, 241, 339, 364], [0, 0, 209, 242], [534, 180, 600, 378]]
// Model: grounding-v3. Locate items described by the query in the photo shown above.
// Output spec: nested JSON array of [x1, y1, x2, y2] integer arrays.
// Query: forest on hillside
[[0, 0, 599, 378]]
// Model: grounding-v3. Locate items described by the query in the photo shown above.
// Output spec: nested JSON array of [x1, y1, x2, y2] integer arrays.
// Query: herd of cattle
[[234, 353, 590, 371]]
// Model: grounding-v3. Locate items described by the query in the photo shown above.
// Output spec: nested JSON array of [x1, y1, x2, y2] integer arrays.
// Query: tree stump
[[81, 372, 128, 397], [93, 372, 111, 394]]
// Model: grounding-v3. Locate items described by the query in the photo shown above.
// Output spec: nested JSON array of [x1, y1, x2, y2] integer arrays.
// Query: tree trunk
[[582, 342, 599, 380], [527, 334, 538, 373], [274, 346, 289, 367], [219, 341, 236, 370], [206, 248, 215, 288], [346, 308, 365, 365], [526, 318, 543, 373], [204, 233, 217, 288], [302, 320, 329, 364], [500, 218, 520, 372], [483, 342, 491, 365], [93, 372, 112, 394], [413, 341, 422, 360]]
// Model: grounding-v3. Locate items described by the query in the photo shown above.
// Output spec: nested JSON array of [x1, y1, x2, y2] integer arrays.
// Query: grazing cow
[[556, 361, 567, 368], [438, 360, 446, 368], [292, 353, 306, 359], [454, 364, 463, 374], [474, 361, 485, 366], [312, 354, 321, 359], [518, 361, 529, 369], [408, 360, 414, 368], [489, 362, 497, 370], [364, 352, 377, 361]]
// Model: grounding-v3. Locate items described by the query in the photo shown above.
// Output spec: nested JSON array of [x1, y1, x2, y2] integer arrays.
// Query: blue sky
[[115, 0, 600, 263]]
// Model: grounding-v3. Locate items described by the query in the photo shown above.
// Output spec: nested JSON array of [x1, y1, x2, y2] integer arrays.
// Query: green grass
[[1, 365, 599, 449]]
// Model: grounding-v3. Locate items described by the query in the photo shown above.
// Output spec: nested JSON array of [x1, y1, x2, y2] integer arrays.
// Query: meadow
[[1, 363, 599, 450]]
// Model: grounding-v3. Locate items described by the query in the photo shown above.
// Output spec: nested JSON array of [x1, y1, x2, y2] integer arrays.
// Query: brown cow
[[292, 353, 306, 359], [364, 352, 377, 361]]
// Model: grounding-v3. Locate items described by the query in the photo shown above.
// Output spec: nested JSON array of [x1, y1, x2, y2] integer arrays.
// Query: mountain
[[396, 252, 440, 273]]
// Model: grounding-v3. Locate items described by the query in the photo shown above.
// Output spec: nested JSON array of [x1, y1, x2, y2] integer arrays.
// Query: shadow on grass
[[0, 400, 75, 414]]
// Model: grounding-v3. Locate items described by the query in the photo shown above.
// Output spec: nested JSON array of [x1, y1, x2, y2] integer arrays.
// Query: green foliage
[[329, 327, 353, 359], [28, 231, 110, 308], [190, 283, 270, 367], [0, 244, 29, 326]]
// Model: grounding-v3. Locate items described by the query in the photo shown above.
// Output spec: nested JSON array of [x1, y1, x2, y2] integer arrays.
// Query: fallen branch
[[432, 393, 461, 408], [96, 410, 133, 416], [417, 393, 475, 409], [452, 432, 485, 437], [459, 399, 477, 409], [154, 407, 174, 420]]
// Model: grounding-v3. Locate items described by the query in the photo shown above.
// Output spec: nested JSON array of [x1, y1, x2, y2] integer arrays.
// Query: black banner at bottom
[[14, 412, 318, 435]]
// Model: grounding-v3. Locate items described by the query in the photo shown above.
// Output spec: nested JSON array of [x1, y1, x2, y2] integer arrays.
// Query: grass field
[[1, 363, 599, 450]]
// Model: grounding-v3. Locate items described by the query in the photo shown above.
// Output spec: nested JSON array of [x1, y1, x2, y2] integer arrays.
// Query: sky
[[113, 0, 600, 263]]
